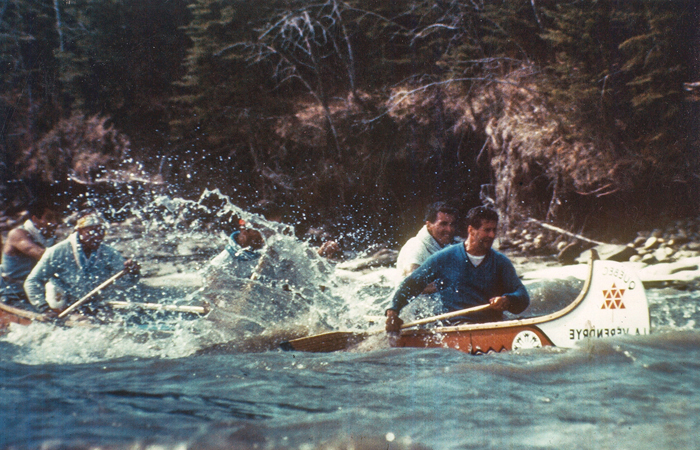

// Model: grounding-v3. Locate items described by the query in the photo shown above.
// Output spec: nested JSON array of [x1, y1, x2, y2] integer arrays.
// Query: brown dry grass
[[20, 114, 132, 184]]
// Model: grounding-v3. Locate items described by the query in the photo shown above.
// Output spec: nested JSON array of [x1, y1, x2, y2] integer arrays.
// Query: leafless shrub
[[19, 114, 131, 184]]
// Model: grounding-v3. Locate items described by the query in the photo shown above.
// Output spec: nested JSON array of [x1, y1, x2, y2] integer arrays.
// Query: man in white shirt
[[24, 210, 140, 314], [396, 201, 459, 277]]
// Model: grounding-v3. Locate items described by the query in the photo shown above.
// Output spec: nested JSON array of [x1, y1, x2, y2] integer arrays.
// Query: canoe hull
[[281, 255, 651, 354], [0, 301, 207, 335], [0, 308, 33, 330], [393, 256, 650, 354], [394, 325, 554, 354]]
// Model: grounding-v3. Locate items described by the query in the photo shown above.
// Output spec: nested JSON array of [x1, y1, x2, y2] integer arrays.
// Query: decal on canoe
[[511, 330, 542, 350], [601, 283, 626, 310]]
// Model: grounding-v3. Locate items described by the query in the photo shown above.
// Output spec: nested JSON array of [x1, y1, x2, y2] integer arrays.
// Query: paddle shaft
[[58, 270, 127, 318], [397, 303, 493, 329], [369, 303, 493, 336], [528, 218, 605, 246], [105, 301, 209, 315], [0, 301, 49, 322]]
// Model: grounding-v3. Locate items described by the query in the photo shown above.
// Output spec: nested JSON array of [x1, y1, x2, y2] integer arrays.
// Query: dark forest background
[[1, 0, 699, 247]]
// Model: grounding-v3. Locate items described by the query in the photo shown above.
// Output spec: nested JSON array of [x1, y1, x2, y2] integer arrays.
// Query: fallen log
[[527, 218, 636, 263]]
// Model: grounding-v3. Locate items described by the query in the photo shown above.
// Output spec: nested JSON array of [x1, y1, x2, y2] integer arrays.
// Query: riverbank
[[5, 208, 700, 291], [502, 216, 700, 289]]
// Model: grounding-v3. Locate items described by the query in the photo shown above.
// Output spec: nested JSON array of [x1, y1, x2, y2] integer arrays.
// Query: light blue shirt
[[208, 231, 261, 279], [24, 233, 137, 309]]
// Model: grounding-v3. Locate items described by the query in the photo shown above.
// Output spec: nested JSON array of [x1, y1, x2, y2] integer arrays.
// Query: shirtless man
[[0, 203, 59, 308]]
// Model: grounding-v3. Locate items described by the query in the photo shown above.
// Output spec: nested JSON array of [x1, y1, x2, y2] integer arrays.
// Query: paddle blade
[[280, 331, 369, 352]]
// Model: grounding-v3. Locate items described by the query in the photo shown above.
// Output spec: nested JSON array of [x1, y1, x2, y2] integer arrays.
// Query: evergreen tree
[[539, 1, 621, 131], [168, 0, 278, 196], [618, 4, 691, 163], [1, 0, 62, 199], [0, 0, 61, 141], [539, 1, 694, 182], [55, 0, 189, 131]]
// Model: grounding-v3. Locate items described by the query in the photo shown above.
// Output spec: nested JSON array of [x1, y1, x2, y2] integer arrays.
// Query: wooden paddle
[[58, 269, 127, 318], [105, 301, 209, 315], [279, 303, 492, 353]]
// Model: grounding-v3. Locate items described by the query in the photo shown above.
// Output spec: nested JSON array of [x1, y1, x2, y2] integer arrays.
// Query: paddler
[[396, 201, 460, 277], [208, 224, 265, 279], [24, 210, 140, 315], [0, 202, 60, 308], [386, 206, 529, 331]]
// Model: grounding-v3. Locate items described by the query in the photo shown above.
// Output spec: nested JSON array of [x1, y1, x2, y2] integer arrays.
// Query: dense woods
[[1, 0, 698, 245]]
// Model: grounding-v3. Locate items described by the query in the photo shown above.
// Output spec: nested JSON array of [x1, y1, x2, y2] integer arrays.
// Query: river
[[2, 193, 699, 450]]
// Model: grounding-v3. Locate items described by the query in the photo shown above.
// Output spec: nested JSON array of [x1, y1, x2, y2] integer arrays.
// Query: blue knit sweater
[[389, 243, 529, 323]]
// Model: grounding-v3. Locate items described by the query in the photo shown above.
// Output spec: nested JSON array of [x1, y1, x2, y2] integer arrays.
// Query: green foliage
[[539, 1, 620, 127], [1, 0, 188, 201], [0, 0, 61, 135], [55, 0, 189, 123], [618, 6, 690, 153], [536, 1, 693, 184]]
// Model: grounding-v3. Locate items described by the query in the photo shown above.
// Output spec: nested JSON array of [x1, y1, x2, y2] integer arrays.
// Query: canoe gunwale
[[0, 302, 48, 322]]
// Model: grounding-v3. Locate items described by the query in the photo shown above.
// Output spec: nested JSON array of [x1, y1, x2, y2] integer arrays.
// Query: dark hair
[[27, 200, 56, 218], [465, 206, 499, 229], [424, 201, 459, 223]]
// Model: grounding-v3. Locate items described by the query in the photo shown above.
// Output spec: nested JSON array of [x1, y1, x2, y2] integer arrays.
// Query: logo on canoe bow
[[601, 283, 626, 310], [512, 330, 542, 350]]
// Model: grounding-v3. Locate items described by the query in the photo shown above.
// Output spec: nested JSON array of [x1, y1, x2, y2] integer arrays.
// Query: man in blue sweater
[[386, 206, 529, 331]]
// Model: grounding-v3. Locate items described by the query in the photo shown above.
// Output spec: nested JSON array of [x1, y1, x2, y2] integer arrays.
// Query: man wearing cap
[[1, 202, 60, 308], [24, 210, 140, 314]]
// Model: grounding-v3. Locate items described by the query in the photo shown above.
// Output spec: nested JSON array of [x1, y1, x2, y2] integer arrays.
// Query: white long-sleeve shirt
[[24, 233, 136, 310], [396, 225, 454, 277]]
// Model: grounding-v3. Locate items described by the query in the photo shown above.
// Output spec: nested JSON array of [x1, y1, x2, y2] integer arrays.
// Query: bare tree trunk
[[301, 33, 341, 158], [53, 0, 64, 52], [530, 0, 543, 30], [330, 0, 357, 96]]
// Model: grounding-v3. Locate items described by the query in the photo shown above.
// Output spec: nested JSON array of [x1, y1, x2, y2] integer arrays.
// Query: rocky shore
[[500, 217, 700, 289], [501, 218, 700, 264]]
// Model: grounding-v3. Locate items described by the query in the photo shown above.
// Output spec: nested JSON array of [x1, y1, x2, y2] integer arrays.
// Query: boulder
[[576, 243, 637, 263]]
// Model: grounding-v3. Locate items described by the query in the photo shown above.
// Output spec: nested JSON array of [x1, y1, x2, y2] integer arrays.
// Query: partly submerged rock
[[336, 248, 398, 271]]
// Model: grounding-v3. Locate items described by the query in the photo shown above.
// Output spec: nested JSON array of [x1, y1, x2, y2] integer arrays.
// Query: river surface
[[2, 193, 700, 450]]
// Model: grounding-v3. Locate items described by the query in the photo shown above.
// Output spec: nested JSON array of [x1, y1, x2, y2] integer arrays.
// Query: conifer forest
[[1, 0, 699, 245]]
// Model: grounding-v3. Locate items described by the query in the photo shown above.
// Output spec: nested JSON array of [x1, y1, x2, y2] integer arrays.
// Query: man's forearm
[[23, 276, 47, 310], [505, 286, 529, 314]]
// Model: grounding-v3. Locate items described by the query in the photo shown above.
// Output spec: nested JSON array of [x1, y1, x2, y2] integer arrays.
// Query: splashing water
[[2, 190, 400, 363]]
